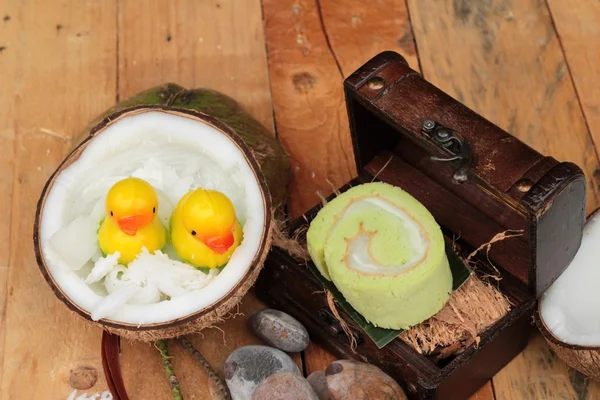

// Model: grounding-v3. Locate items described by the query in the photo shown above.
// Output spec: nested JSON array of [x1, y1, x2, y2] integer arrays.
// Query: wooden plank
[[262, 1, 492, 397], [0, 0, 18, 391], [118, 0, 273, 129], [318, 0, 419, 74], [262, 0, 357, 218], [263, 2, 493, 398], [472, 383, 496, 400], [407, 0, 600, 215], [494, 331, 600, 399], [0, 0, 117, 398], [546, 0, 600, 165], [115, 1, 292, 397], [262, 0, 418, 218], [262, 0, 419, 385], [303, 342, 336, 375], [119, 295, 306, 399]]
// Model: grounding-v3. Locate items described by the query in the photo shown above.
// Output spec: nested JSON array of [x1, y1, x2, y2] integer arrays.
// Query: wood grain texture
[[469, 381, 496, 400], [262, 0, 421, 386], [303, 341, 336, 374], [264, 3, 494, 398], [471, 384, 496, 400], [494, 331, 600, 400], [320, 9, 498, 399], [407, 0, 600, 215], [318, 0, 419, 74], [118, 0, 273, 129], [0, 0, 117, 398], [115, 1, 295, 398], [119, 296, 305, 399], [2, 0, 600, 398], [546, 0, 600, 167], [0, 0, 18, 391], [405, 1, 600, 398], [262, 0, 356, 218], [262, 0, 418, 219]]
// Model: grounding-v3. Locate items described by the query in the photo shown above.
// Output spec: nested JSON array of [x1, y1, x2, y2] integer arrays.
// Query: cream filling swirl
[[337, 197, 429, 275]]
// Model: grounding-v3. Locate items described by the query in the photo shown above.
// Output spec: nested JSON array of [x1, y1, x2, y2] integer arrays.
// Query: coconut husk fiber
[[272, 219, 310, 261], [274, 226, 512, 360], [399, 275, 510, 359]]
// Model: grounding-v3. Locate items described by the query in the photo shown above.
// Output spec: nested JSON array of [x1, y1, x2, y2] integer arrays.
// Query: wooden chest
[[255, 51, 587, 400]]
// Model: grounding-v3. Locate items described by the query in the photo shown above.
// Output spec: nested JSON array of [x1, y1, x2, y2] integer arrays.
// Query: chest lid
[[343, 51, 586, 298]]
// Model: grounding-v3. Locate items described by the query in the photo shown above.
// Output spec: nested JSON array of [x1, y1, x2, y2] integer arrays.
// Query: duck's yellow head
[[181, 188, 237, 255], [106, 177, 158, 236]]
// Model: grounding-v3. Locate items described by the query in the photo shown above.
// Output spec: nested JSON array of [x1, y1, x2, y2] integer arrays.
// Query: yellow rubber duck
[[170, 188, 243, 269], [98, 177, 167, 265]]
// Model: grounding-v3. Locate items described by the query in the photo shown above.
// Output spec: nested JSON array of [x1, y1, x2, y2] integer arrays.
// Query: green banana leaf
[[309, 241, 471, 349]]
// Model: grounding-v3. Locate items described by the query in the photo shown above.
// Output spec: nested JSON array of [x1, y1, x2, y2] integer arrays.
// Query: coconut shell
[[536, 310, 600, 380], [534, 208, 600, 380], [34, 107, 278, 342], [103, 229, 270, 341]]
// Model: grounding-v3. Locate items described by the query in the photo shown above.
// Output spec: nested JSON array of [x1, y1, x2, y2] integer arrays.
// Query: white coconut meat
[[540, 211, 600, 346], [39, 111, 267, 325]]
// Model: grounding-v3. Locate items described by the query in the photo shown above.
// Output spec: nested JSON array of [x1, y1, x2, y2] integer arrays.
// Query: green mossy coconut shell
[[36, 85, 292, 341], [307, 182, 452, 330], [75, 83, 291, 209]]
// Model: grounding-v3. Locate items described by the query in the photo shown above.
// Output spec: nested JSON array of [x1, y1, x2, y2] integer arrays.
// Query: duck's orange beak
[[118, 213, 153, 236], [198, 229, 235, 255]]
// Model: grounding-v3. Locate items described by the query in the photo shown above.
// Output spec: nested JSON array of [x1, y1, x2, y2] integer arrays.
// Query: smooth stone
[[325, 360, 407, 400], [224, 345, 301, 400], [252, 372, 318, 400], [307, 371, 333, 400], [69, 366, 98, 390], [249, 308, 310, 352]]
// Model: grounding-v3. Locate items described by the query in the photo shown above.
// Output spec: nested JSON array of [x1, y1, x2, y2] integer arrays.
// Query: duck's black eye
[[110, 211, 113, 216], [153, 207, 156, 214], [191, 230, 197, 236]]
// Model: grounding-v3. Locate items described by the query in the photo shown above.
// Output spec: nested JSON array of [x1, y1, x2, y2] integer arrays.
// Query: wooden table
[[1, 0, 600, 399]]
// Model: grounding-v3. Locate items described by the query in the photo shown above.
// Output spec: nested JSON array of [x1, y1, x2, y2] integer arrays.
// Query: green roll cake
[[306, 182, 452, 330]]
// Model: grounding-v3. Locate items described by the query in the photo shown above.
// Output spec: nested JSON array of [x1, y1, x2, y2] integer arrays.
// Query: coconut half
[[34, 107, 273, 341], [537, 209, 600, 379]]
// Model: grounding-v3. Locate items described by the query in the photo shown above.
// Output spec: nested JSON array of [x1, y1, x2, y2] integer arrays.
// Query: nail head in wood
[[516, 178, 534, 192], [407, 382, 417, 393], [422, 119, 436, 133], [367, 76, 385, 90]]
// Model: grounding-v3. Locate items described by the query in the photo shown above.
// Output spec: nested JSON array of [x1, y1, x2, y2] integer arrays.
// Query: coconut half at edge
[[34, 106, 273, 341], [536, 208, 600, 380]]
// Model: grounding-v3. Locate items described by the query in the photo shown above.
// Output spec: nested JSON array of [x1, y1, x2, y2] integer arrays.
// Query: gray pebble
[[224, 345, 301, 400], [249, 309, 310, 352], [307, 371, 333, 400], [252, 372, 318, 400]]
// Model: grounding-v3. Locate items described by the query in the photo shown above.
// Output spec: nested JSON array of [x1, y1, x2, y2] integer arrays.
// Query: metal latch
[[421, 120, 473, 184]]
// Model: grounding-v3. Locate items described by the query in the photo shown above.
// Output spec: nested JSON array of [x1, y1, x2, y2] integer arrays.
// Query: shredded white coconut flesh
[[540, 212, 600, 346], [85, 252, 121, 284], [39, 111, 266, 324]]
